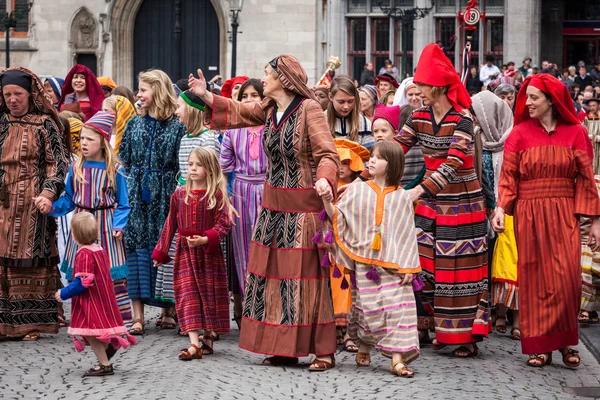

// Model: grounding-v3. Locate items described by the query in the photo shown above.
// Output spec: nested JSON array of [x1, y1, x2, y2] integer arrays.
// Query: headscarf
[[113, 95, 136, 153], [45, 77, 64, 102], [334, 138, 369, 173], [221, 76, 249, 99], [372, 104, 401, 131], [0, 66, 63, 131], [487, 76, 521, 93], [392, 77, 417, 106], [269, 54, 318, 102], [97, 76, 117, 91], [58, 64, 105, 120], [68, 117, 83, 152], [413, 43, 472, 111], [359, 85, 378, 106], [1, 69, 32, 92], [514, 74, 579, 126], [471, 91, 513, 152]]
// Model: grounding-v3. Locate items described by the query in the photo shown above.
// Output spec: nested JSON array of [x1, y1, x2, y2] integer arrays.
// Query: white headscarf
[[392, 77, 417, 106]]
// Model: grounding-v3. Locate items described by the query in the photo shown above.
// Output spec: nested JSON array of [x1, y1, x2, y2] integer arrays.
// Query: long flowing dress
[[395, 107, 490, 345], [155, 129, 221, 303], [206, 94, 340, 357], [50, 161, 132, 329], [581, 176, 600, 314], [332, 181, 421, 361], [219, 127, 268, 295], [119, 115, 186, 307], [152, 187, 231, 334], [0, 112, 68, 336], [498, 119, 600, 354]]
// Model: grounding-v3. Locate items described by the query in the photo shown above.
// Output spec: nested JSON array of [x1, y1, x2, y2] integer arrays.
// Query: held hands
[[188, 69, 207, 98], [407, 186, 424, 203], [401, 274, 414, 285], [54, 290, 62, 302], [227, 203, 240, 227], [33, 196, 52, 214], [491, 208, 506, 233], [587, 218, 600, 252], [186, 235, 209, 248], [112, 230, 123, 240], [314, 178, 334, 202]]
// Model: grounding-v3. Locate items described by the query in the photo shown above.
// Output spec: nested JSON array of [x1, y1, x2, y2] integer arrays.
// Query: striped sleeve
[[219, 129, 236, 174], [420, 115, 474, 196], [393, 113, 417, 154], [573, 125, 600, 217]]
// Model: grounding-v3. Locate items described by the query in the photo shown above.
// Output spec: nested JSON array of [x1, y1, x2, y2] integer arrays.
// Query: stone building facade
[[0, 0, 598, 88]]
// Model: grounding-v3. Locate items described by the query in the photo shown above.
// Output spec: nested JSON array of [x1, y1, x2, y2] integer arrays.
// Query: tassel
[[350, 271, 357, 288], [110, 336, 122, 350], [126, 333, 137, 345], [332, 265, 342, 278], [73, 336, 85, 352], [340, 276, 349, 290], [311, 230, 322, 244], [116, 335, 130, 349], [321, 252, 332, 267], [370, 231, 381, 251], [96, 333, 111, 343], [412, 275, 425, 292], [366, 266, 380, 282], [323, 230, 334, 244], [318, 209, 328, 221]]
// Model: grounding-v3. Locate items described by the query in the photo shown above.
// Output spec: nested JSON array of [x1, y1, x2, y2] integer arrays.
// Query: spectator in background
[[568, 66, 577, 80], [378, 59, 399, 81], [576, 92, 585, 106], [519, 57, 532, 78], [501, 65, 508, 75], [360, 62, 375, 86], [480, 55, 501, 87], [466, 65, 483, 95], [504, 62, 516, 77], [575, 66, 594, 89], [572, 83, 581, 100], [590, 60, 600, 87], [531, 64, 539, 75], [374, 73, 399, 98], [560, 69, 574, 91], [585, 85, 594, 94]]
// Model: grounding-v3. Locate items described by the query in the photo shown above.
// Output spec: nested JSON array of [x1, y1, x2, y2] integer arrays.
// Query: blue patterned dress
[[119, 115, 186, 306]]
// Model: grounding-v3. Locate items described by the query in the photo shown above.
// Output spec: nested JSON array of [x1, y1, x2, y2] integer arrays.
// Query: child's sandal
[[355, 352, 371, 367], [390, 360, 414, 378], [178, 344, 202, 361], [83, 364, 114, 377]]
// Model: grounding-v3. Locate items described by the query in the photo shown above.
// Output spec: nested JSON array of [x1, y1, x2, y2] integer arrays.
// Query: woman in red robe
[[493, 74, 600, 368]]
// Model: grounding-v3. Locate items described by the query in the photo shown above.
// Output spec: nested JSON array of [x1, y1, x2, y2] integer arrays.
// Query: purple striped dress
[[219, 127, 267, 294]]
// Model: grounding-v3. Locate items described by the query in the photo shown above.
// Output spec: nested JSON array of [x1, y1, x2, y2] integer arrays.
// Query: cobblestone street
[[1, 306, 600, 400]]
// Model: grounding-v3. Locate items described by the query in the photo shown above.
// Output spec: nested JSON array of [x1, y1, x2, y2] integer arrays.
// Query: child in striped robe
[[321, 141, 421, 378]]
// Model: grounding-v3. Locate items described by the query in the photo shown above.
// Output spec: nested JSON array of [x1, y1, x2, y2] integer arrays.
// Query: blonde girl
[[102, 95, 136, 154], [153, 147, 232, 360], [328, 75, 375, 149], [119, 69, 187, 335], [44, 111, 133, 330]]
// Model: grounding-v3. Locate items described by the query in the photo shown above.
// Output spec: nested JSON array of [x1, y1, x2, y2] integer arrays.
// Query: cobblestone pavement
[[1, 305, 600, 400]]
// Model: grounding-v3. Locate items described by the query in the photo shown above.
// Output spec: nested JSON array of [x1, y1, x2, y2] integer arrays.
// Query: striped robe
[[332, 181, 420, 361], [499, 120, 600, 354], [580, 176, 600, 313], [395, 107, 490, 345]]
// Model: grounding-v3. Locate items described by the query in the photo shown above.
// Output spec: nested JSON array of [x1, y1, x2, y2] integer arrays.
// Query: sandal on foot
[[262, 356, 299, 366], [83, 364, 114, 377], [130, 319, 145, 336], [590, 311, 599, 324], [355, 352, 371, 367], [22, 331, 40, 341], [432, 339, 446, 351], [510, 327, 521, 340], [560, 348, 581, 368], [308, 356, 335, 372], [390, 360, 414, 378], [452, 344, 478, 358], [579, 311, 590, 324], [200, 336, 214, 355], [527, 353, 552, 367], [495, 316, 507, 334], [160, 317, 177, 330], [179, 344, 202, 361], [343, 338, 359, 353]]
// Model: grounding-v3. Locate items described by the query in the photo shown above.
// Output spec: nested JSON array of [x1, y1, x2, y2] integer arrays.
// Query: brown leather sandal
[[262, 356, 299, 366], [527, 353, 552, 367], [355, 352, 371, 366], [178, 344, 202, 361], [452, 344, 478, 358], [390, 360, 414, 378], [510, 327, 521, 340], [83, 364, 114, 377], [130, 318, 145, 336], [560, 348, 580, 368], [201, 335, 214, 355], [22, 331, 41, 341], [308, 356, 335, 372]]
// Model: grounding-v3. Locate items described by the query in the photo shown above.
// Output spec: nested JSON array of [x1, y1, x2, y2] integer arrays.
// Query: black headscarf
[[0, 69, 32, 92]]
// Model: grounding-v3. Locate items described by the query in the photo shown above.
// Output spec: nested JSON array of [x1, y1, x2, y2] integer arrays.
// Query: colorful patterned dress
[[395, 107, 490, 345], [155, 129, 221, 302], [207, 95, 340, 357], [498, 120, 600, 354], [0, 112, 68, 337], [219, 127, 267, 294], [332, 181, 421, 361], [119, 115, 186, 307], [152, 187, 231, 334], [580, 176, 600, 314], [50, 161, 132, 329]]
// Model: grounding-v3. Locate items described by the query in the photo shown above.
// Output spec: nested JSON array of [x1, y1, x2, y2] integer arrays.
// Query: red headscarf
[[58, 64, 104, 120], [413, 43, 471, 111], [221, 76, 249, 99], [514, 74, 580, 125]]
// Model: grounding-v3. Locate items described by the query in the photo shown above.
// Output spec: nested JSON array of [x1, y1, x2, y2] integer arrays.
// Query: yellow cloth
[[113, 95, 136, 154], [97, 76, 117, 90], [68, 117, 83, 153], [492, 215, 518, 284], [334, 138, 370, 173]]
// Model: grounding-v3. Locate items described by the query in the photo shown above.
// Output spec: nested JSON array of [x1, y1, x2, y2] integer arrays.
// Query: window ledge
[[0, 39, 36, 52]]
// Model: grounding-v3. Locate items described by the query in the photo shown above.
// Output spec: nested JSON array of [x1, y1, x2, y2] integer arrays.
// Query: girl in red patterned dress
[[152, 147, 232, 360], [55, 212, 136, 377]]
